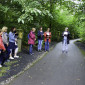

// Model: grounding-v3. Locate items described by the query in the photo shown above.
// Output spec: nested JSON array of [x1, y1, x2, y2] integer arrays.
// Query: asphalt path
[[9, 40, 85, 85]]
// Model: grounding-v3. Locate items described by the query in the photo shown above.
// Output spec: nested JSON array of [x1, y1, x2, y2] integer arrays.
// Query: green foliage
[[77, 1, 85, 43], [0, 0, 84, 45]]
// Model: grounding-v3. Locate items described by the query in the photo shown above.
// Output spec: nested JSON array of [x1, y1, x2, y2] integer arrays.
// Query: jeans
[[29, 44, 33, 54], [45, 39, 49, 51], [38, 40, 43, 51], [62, 39, 68, 52]]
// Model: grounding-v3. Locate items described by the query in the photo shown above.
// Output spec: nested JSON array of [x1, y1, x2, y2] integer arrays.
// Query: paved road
[[9, 40, 85, 85]]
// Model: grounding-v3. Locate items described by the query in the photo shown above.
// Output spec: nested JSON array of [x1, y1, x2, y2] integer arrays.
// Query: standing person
[[0, 29, 6, 67], [44, 28, 51, 52], [28, 28, 36, 55], [62, 27, 70, 53], [9, 27, 19, 59], [37, 27, 44, 52], [9, 27, 16, 59], [14, 27, 19, 58], [2, 26, 10, 61]]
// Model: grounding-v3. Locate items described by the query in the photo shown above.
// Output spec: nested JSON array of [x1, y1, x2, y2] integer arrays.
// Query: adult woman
[[28, 28, 36, 55], [9, 27, 16, 59], [37, 27, 44, 51], [62, 27, 70, 53], [44, 28, 51, 52], [2, 26, 10, 61], [9, 27, 19, 59], [0, 29, 6, 67]]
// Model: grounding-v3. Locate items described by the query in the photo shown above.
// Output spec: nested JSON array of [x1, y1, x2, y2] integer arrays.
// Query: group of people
[[28, 27, 51, 55], [28, 27, 70, 55], [0, 26, 52, 67], [0, 27, 19, 67], [0, 26, 70, 68]]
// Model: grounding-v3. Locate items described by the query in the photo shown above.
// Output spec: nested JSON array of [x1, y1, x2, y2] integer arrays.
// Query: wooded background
[[0, 0, 85, 45]]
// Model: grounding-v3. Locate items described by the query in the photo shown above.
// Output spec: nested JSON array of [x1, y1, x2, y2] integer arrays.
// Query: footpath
[[0, 42, 56, 85], [7, 40, 85, 85]]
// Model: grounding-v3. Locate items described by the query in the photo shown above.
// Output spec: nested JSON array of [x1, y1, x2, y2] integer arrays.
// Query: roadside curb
[[0, 44, 56, 85]]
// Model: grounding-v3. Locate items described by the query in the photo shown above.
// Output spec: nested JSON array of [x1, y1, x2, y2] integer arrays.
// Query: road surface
[[9, 40, 85, 85]]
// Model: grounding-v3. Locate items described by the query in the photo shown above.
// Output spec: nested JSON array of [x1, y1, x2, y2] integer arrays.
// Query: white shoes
[[0, 64, 2, 68], [14, 56, 19, 58], [9, 56, 19, 59], [9, 57, 14, 60]]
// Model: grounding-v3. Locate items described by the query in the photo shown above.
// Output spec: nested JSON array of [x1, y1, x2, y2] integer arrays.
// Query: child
[[44, 28, 51, 52], [0, 29, 6, 67], [28, 28, 36, 55], [14, 27, 19, 58]]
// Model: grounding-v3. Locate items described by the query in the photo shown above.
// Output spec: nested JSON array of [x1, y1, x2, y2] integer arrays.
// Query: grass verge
[[0, 60, 18, 77]]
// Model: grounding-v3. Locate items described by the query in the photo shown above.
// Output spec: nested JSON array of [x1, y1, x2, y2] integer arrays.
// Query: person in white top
[[62, 27, 70, 53]]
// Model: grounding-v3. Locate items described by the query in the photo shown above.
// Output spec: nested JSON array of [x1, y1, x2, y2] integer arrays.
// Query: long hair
[[11, 27, 15, 32]]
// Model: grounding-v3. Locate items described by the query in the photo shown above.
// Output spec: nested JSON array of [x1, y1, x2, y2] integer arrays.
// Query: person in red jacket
[[44, 28, 51, 52], [28, 28, 36, 55], [0, 29, 6, 67]]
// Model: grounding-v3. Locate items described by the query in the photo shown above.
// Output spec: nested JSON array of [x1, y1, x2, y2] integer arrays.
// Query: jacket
[[2, 32, 8, 44], [44, 32, 51, 43], [38, 31, 44, 40], [62, 31, 70, 44], [0, 35, 6, 51], [28, 31, 36, 45], [9, 32, 15, 43]]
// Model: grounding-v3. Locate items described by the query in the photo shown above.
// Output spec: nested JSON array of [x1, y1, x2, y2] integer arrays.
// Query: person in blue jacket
[[37, 27, 44, 51]]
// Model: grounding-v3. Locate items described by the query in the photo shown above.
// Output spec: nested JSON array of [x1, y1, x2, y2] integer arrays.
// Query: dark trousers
[[0, 50, 6, 65], [4, 44, 10, 60]]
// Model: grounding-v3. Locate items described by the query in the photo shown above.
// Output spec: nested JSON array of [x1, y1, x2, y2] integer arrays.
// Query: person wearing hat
[[62, 27, 70, 53]]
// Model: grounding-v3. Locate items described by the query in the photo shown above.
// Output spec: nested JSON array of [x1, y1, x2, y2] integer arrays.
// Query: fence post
[[17, 29, 23, 52]]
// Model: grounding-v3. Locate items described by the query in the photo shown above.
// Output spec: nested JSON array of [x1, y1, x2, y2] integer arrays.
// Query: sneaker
[[29, 53, 32, 55], [29, 53, 34, 55], [9, 57, 14, 60], [32, 53, 34, 55], [0, 64, 2, 68], [14, 56, 19, 58], [45, 50, 47, 52]]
